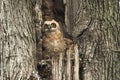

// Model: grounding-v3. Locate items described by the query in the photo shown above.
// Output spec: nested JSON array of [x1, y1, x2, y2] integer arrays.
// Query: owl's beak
[[48, 25, 51, 29], [47, 25, 51, 31]]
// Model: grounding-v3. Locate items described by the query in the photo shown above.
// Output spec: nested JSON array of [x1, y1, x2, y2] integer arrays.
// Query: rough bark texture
[[66, 0, 120, 80], [0, 0, 36, 80], [51, 53, 63, 80], [0, 0, 120, 80]]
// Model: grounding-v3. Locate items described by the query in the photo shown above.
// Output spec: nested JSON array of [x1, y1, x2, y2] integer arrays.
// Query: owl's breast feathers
[[43, 30, 66, 55]]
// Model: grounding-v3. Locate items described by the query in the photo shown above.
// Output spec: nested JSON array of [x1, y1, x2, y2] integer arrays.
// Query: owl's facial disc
[[44, 23, 57, 32]]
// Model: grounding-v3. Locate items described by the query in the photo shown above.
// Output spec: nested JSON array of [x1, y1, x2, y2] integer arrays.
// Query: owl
[[42, 19, 66, 59]]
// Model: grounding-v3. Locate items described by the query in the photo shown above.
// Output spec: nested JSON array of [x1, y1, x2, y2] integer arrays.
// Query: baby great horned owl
[[42, 19, 66, 58]]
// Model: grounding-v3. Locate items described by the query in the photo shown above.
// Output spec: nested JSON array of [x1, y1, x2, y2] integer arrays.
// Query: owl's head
[[43, 19, 60, 32]]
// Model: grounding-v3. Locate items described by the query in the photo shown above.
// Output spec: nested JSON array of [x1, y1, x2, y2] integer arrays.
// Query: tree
[[0, 0, 36, 80], [0, 0, 120, 80], [66, 0, 120, 80]]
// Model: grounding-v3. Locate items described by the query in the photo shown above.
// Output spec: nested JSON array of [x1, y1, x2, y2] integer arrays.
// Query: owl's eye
[[44, 24, 49, 29], [43, 24, 49, 31], [51, 23, 56, 28], [44, 24, 48, 28]]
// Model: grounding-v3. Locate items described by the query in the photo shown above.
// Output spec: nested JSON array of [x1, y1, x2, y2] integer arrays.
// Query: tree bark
[[73, 45, 79, 80], [0, 0, 36, 80], [66, 0, 120, 80], [52, 53, 63, 80]]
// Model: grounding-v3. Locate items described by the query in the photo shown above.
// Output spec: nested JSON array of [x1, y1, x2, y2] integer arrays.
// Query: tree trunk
[[66, 0, 120, 80], [0, 0, 36, 80]]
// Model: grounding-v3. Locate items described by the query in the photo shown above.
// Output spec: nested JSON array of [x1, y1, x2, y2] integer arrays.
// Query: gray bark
[[66, 47, 71, 80], [66, 0, 120, 80], [73, 45, 79, 80], [52, 53, 63, 80], [0, 0, 36, 80]]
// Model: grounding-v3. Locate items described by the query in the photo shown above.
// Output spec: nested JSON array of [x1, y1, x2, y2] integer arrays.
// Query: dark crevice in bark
[[53, 0, 65, 23], [79, 66, 84, 80]]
